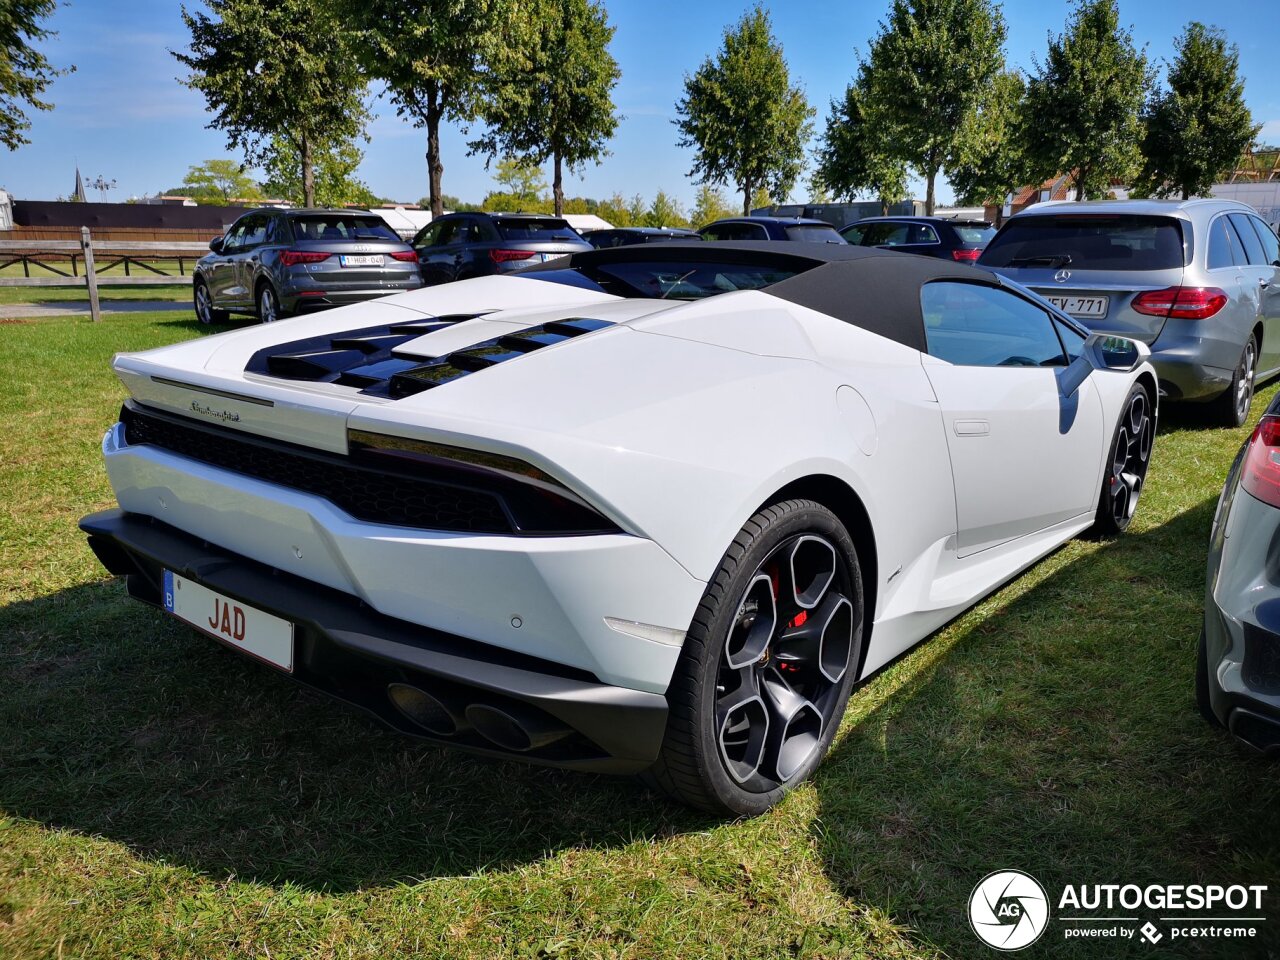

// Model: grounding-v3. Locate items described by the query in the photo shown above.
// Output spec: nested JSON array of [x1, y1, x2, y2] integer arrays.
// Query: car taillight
[[489, 249, 538, 263], [1241, 416, 1280, 508], [279, 250, 331, 267], [1131, 286, 1228, 320], [389, 250, 418, 262], [951, 248, 981, 262]]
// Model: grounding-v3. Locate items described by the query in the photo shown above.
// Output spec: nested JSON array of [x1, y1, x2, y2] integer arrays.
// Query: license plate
[[540, 253, 569, 263], [1044, 294, 1109, 318], [340, 254, 383, 267], [163, 570, 294, 672]]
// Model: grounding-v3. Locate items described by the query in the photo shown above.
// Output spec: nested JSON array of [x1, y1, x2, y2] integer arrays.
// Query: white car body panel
[[99, 269, 1155, 697]]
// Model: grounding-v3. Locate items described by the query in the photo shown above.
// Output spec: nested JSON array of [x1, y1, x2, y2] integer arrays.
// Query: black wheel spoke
[[1107, 389, 1153, 526]]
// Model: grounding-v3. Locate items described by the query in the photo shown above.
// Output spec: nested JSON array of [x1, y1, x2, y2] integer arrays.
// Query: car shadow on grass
[[811, 497, 1280, 958], [0, 579, 709, 892]]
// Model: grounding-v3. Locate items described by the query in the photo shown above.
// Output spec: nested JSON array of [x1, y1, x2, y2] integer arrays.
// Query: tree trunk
[[1075, 168, 1087, 202], [301, 133, 315, 208], [553, 152, 564, 216], [742, 178, 751, 216], [925, 168, 936, 216], [880, 195, 889, 216], [426, 99, 444, 218]]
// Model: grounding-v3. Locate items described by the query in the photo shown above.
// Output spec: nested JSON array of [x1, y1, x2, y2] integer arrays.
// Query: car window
[[433, 219, 465, 246], [1228, 213, 1268, 266], [413, 220, 446, 248], [1207, 216, 1243, 269], [495, 218, 581, 241], [264, 216, 286, 245], [238, 215, 268, 249], [954, 223, 996, 244], [287, 214, 400, 242], [221, 218, 249, 252], [861, 222, 911, 246], [840, 225, 866, 245], [783, 223, 845, 243], [980, 215, 1185, 270], [701, 222, 768, 241], [1249, 216, 1280, 267], [1054, 318, 1086, 361], [906, 224, 939, 244], [921, 281, 1069, 367]]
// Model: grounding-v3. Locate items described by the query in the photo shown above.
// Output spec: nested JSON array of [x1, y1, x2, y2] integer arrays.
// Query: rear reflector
[[951, 248, 982, 262], [279, 250, 332, 267], [1131, 286, 1228, 320], [389, 250, 419, 262], [1241, 416, 1280, 509], [489, 248, 538, 263]]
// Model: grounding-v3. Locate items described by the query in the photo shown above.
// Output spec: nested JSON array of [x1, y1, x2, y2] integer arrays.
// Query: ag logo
[[1053, 268, 1072, 282], [969, 870, 1050, 951]]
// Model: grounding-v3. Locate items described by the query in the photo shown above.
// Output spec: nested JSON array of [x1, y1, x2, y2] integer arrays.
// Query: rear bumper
[[80, 508, 670, 774], [1147, 326, 1240, 402]]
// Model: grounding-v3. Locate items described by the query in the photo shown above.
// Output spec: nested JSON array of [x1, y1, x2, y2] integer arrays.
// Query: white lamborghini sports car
[[81, 243, 1157, 815]]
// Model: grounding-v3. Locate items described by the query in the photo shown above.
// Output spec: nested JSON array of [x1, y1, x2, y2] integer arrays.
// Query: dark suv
[[412, 212, 593, 285], [840, 216, 995, 262], [698, 216, 846, 244], [194, 208, 422, 324]]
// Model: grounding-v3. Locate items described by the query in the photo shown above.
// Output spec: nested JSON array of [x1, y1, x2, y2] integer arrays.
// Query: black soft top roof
[[522, 241, 1001, 353]]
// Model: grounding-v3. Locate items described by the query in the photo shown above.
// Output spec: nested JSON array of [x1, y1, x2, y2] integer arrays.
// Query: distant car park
[[697, 216, 847, 244], [194, 208, 423, 325], [412, 212, 593, 285], [840, 216, 994, 262]]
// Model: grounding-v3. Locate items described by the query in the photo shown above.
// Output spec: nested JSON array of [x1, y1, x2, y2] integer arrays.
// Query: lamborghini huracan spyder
[[81, 243, 1157, 814]]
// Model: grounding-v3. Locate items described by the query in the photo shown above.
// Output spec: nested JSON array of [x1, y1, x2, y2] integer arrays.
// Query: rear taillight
[[951, 248, 981, 262], [489, 248, 538, 263], [1241, 417, 1280, 508], [279, 250, 332, 267], [389, 250, 418, 262], [1131, 286, 1228, 320]]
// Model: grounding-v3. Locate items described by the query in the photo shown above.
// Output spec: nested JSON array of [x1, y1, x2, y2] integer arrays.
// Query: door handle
[[954, 419, 990, 437]]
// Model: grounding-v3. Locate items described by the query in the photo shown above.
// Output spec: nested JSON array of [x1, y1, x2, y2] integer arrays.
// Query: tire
[[1089, 383, 1154, 537], [1209, 334, 1257, 428], [1196, 627, 1223, 728], [193, 279, 228, 325], [645, 499, 864, 816], [256, 282, 287, 324]]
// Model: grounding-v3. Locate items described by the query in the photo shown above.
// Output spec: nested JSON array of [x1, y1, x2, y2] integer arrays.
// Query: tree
[[645, 190, 689, 228], [596, 192, 634, 226], [675, 6, 813, 216], [173, 0, 366, 207], [690, 184, 739, 227], [181, 159, 262, 205], [341, 0, 513, 217], [814, 73, 908, 215], [1, 0, 72, 150], [1023, 0, 1151, 201], [492, 157, 547, 205], [859, 0, 1006, 215], [948, 70, 1029, 208], [471, 0, 620, 215], [1133, 23, 1258, 200], [261, 135, 378, 207]]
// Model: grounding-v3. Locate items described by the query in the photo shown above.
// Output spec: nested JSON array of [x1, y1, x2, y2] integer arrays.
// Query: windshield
[[784, 224, 846, 243], [980, 214, 1185, 270], [289, 215, 401, 242], [524, 260, 803, 300], [954, 223, 995, 244], [496, 218, 583, 242]]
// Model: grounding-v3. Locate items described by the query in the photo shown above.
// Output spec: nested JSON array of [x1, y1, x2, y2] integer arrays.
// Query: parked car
[[81, 242, 1155, 815], [194, 208, 422, 325], [585, 226, 700, 248], [840, 216, 995, 262], [411, 212, 592, 285], [698, 216, 847, 243], [980, 199, 1280, 426], [1200, 392, 1280, 754]]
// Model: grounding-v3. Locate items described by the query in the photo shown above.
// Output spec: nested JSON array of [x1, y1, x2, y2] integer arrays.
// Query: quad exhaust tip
[[465, 702, 571, 752], [387, 682, 469, 738]]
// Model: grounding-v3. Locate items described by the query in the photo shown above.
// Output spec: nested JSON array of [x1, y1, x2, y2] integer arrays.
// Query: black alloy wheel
[[1092, 383, 1154, 536]]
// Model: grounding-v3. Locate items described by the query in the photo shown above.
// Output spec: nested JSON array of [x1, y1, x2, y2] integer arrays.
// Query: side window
[[473, 218, 501, 242], [264, 216, 287, 245], [921, 281, 1069, 368], [863, 222, 910, 246], [222, 218, 250, 252], [1228, 213, 1267, 265], [841, 226, 866, 245], [1207, 216, 1240, 269], [1250, 216, 1280, 267], [413, 220, 445, 248], [434, 219, 462, 246], [240, 215, 268, 249], [1054, 318, 1086, 361], [907, 224, 939, 244]]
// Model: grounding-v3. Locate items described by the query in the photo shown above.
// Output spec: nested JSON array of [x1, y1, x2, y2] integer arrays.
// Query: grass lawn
[[0, 284, 190, 306], [1, 310, 1278, 959]]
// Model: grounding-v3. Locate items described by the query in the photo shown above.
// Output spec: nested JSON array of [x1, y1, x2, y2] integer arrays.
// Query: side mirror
[[209, 236, 225, 254]]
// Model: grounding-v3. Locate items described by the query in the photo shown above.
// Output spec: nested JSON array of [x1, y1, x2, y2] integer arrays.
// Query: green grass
[[0, 284, 189, 306], [1, 311, 1279, 959]]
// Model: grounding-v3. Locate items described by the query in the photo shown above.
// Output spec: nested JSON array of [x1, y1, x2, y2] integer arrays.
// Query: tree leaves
[[0, 0, 72, 151]]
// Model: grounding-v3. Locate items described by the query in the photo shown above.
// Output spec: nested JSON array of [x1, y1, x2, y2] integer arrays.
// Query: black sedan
[[585, 227, 700, 248], [1200, 392, 1280, 754], [840, 216, 995, 262], [412, 212, 592, 285], [698, 216, 846, 244], [195, 208, 423, 324]]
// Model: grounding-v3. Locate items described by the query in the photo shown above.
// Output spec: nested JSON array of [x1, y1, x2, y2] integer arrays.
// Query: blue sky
[[5, 0, 1279, 209]]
